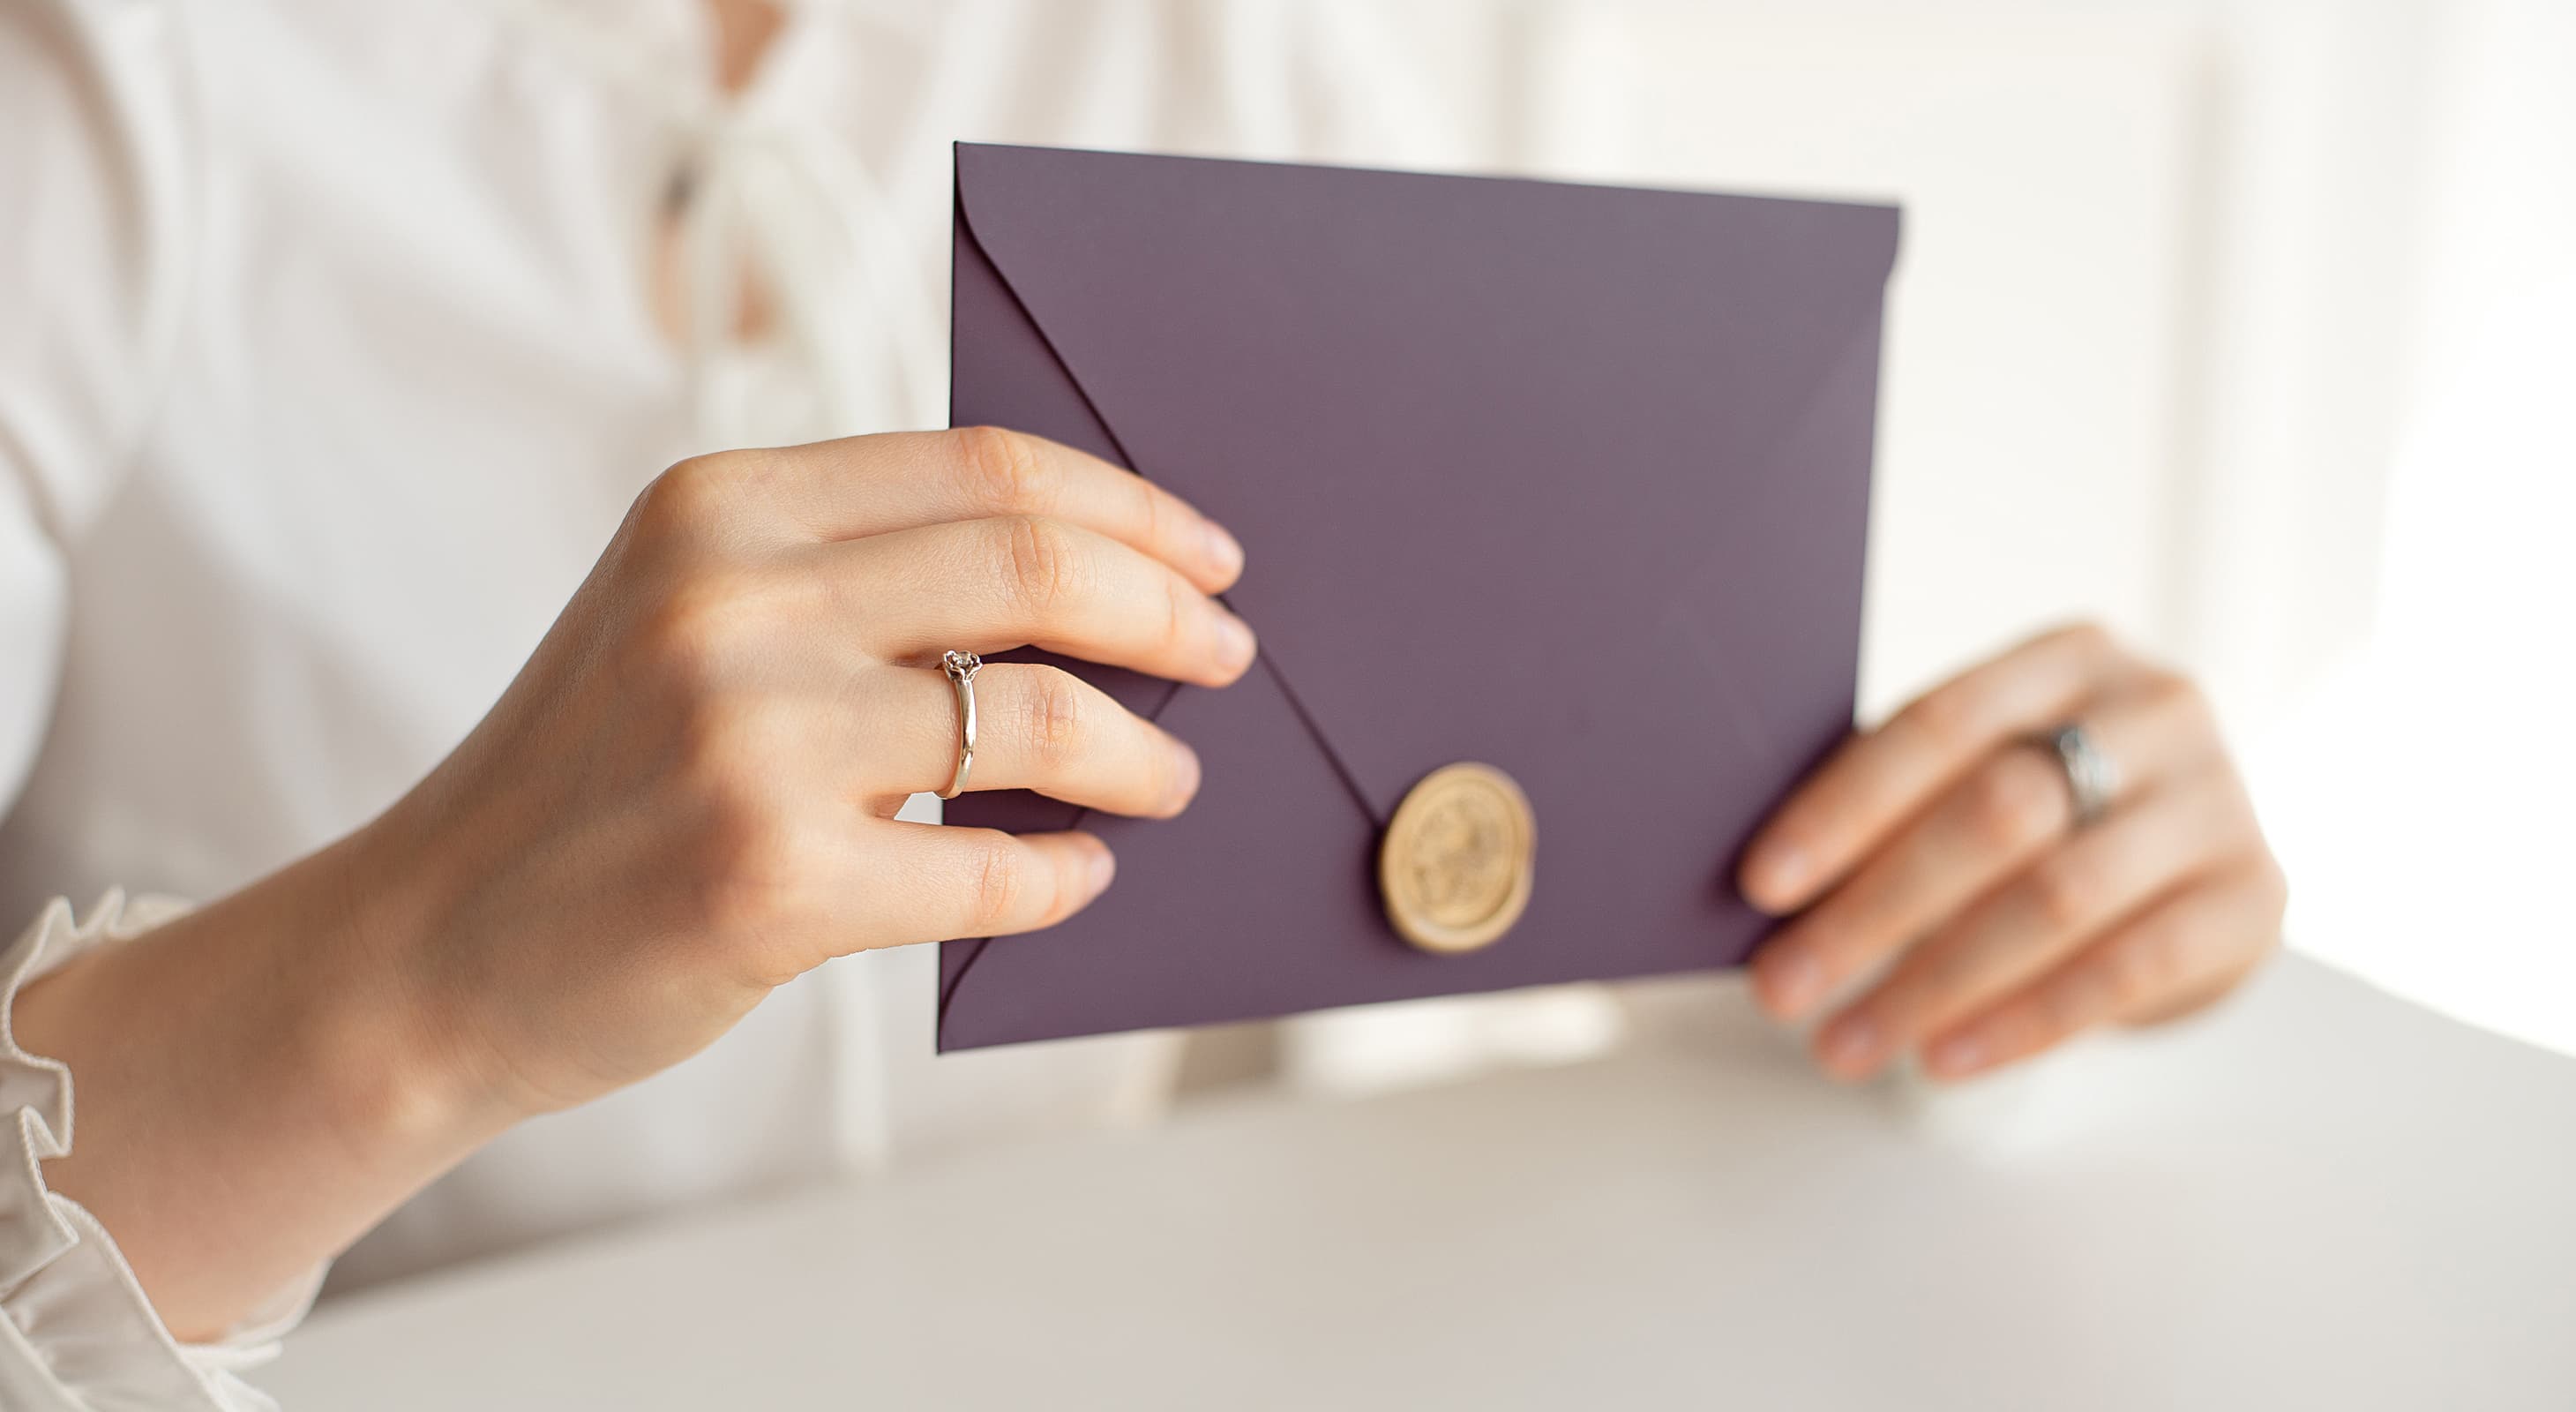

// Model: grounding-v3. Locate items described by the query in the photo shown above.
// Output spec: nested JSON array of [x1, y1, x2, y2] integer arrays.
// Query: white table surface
[[255, 956, 2576, 1410]]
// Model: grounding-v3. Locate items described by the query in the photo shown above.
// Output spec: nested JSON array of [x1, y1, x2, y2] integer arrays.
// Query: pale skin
[[14, 431, 1254, 1339], [7, 0, 2283, 1350], [1739, 623, 2287, 1079]]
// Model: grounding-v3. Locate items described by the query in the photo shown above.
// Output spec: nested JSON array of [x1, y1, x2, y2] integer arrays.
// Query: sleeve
[[2, 895, 324, 1412], [1, 7, 325, 1408]]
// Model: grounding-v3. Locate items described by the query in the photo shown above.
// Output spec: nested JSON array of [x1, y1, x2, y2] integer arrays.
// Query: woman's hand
[[13, 428, 1252, 1340], [1738, 624, 2286, 1081], [371, 428, 1253, 1115]]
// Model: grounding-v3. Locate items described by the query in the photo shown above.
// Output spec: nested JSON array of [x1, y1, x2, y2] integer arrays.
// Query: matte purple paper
[[940, 143, 1898, 1051]]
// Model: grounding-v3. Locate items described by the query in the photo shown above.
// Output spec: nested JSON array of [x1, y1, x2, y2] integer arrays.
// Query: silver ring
[[2036, 723, 2119, 828], [937, 650, 982, 800]]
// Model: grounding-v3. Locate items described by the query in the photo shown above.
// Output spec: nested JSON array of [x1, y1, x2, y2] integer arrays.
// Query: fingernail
[[1086, 844, 1118, 897], [1748, 845, 1808, 913], [1927, 1033, 1984, 1078], [1202, 520, 1245, 580], [1818, 1016, 1882, 1079], [1758, 946, 1825, 1018], [1164, 742, 1202, 814], [1213, 612, 1257, 671]]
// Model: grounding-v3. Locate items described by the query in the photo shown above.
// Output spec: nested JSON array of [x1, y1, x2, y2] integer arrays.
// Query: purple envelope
[[941, 143, 1898, 1050]]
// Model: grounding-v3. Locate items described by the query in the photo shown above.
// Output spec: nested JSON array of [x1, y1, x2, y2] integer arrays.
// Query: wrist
[[318, 815, 543, 1144], [4, 830, 525, 1339]]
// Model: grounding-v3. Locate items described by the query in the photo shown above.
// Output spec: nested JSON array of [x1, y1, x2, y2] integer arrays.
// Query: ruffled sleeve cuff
[[0, 891, 327, 1411]]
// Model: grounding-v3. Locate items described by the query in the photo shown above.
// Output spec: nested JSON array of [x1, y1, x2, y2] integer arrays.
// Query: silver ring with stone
[[937, 650, 982, 800], [2036, 723, 2119, 828]]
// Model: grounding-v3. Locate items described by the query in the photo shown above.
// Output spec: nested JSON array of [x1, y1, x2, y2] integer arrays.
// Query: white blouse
[[0, 1, 1481, 1404]]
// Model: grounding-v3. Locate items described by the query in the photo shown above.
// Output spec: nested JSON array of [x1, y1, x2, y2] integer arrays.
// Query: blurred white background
[[1138, 0, 2575, 1083]]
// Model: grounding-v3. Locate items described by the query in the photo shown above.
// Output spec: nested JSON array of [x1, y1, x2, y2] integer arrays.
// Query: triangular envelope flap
[[956, 143, 1896, 821], [944, 183, 1176, 1012]]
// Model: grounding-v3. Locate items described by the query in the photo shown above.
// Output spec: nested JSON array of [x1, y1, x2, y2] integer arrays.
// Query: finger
[[1806, 769, 2260, 1079], [832, 514, 1258, 687], [711, 429, 1245, 593], [854, 823, 1119, 948], [1749, 746, 2069, 1023], [1916, 860, 2288, 1079], [1749, 680, 2229, 1020], [860, 662, 1202, 819], [1740, 623, 2137, 913]]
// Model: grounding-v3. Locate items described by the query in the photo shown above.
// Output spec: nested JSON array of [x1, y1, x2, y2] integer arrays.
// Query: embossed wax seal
[[1378, 762, 1536, 954]]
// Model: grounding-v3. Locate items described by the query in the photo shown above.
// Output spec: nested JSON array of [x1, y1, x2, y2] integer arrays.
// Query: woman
[[0, 1, 2285, 1405]]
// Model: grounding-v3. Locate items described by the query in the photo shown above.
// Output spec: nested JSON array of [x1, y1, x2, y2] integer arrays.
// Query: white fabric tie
[[677, 104, 947, 447]]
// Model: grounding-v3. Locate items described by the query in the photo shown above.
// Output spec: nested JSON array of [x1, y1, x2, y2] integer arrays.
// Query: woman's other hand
[[1738, 624, 2286, 1081], [368, 428, 1251, 1115]]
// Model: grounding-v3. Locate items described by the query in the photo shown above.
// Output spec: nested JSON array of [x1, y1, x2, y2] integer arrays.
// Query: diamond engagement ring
[[2035, 723, 2119, 828], [937, 650, 983, 800]]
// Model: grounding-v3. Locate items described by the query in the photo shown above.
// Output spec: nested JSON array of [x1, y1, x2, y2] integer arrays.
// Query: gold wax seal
[[1378, 762, 1536, 954]]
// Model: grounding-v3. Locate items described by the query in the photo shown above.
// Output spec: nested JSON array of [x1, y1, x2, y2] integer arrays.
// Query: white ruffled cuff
[[0, 891, 327, 1411]]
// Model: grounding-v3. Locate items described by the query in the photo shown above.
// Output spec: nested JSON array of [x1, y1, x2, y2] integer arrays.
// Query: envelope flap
[[955, 143, 1898, 820]]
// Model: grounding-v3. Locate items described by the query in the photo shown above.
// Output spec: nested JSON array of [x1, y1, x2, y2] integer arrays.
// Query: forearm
[[10, 827, 516, 1342]]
